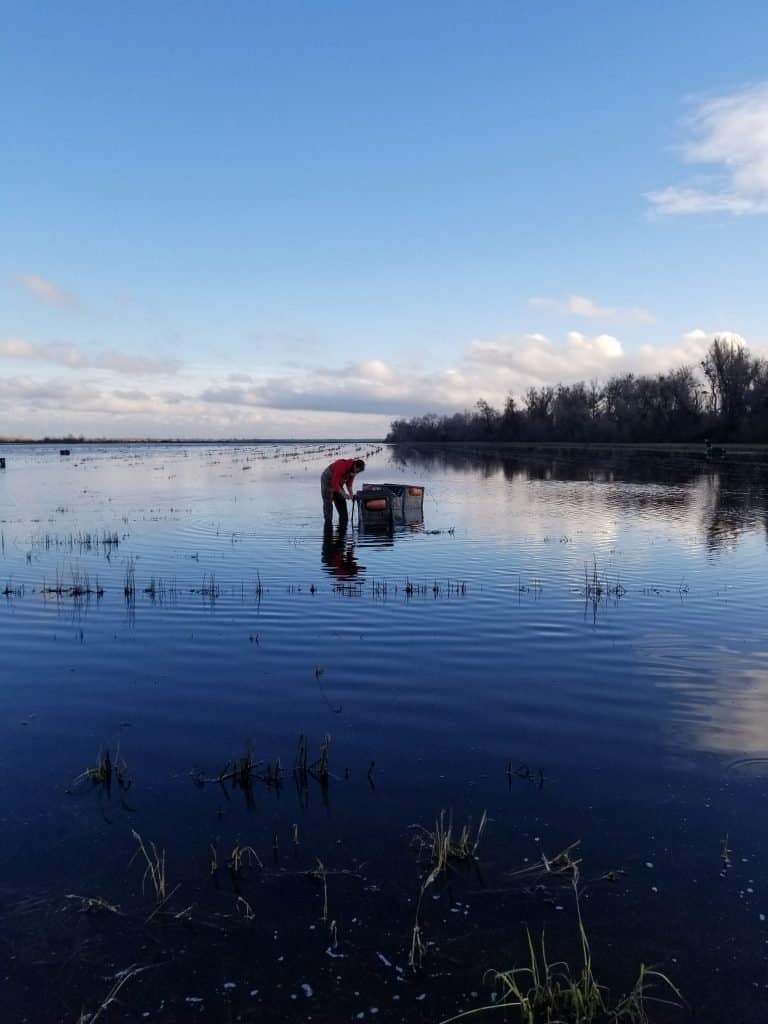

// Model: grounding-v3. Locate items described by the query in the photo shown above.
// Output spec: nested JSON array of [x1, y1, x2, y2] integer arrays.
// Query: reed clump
[[193, 735, 339, 803], [73, 733, 130, 794], [294, 733, 331, 787], [440, 856, 682, 1024], [413, 809, 488, 875], [193, 741, 284, 799], [409, 810, 488, 970]]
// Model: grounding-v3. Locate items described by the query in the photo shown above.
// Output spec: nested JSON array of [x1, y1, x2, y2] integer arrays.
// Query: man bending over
[[321, 457, 365, 527]]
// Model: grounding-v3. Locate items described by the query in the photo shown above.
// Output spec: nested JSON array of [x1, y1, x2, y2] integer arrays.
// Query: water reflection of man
[[321, 527, 363, 582]]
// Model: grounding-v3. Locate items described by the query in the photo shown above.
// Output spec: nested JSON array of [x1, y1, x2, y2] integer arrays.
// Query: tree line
[[387, 337, 768, 444]]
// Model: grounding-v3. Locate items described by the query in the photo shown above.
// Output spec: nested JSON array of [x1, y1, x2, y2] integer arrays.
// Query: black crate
[[356, 483, 424, 528]]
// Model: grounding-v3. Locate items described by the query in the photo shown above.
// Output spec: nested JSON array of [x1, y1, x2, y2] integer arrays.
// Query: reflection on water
[[321, 525, 365, 581], [1, 442, 768, 1022], [393, 443, 768, 550]]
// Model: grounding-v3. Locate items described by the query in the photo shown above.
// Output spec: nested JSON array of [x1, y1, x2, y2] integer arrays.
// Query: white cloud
[[633, 328, 748, 374], [468, 331, 624, 388], [466, 327, 761, 396], [0, 337, 182, 376], [648, 83, 768, 215], [11, 274, 79, 307], [529, 294, 655, 325]]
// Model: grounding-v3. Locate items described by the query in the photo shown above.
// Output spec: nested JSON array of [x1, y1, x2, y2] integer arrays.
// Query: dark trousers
[[321, 467, 348, 525]]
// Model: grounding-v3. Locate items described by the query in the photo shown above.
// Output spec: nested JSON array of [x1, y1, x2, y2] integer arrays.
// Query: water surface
[[1, 443, 766, 1022]]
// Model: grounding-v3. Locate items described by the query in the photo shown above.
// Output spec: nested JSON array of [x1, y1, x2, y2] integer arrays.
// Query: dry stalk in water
[[131, 829, 167, 903]]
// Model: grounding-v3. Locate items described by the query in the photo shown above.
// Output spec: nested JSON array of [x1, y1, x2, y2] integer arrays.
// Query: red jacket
[[328, 458, 358, 492]]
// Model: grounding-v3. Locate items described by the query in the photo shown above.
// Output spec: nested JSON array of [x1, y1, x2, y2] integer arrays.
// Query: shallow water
[[0, 442, 766, 1022]]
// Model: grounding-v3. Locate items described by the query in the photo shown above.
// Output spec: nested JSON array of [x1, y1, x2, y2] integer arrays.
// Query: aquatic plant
[[72, 732, 130, 793], [438, 859, 683, 1024], [412, 809, 488, 876], [42, 566, 103, 599], [130, 830, 168, 903], [294, 733, 331, 787], [227, 841, 263, 877], [309, 858, 329, 922], [65, 894, 123, 916], [77, 964, 153, 1024], [409, 810, 488, 970], [123, 558, 136, 601], [720, 833, 732, 868]]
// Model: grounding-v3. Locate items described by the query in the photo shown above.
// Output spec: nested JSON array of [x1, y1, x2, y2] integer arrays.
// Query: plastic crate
[[357, 483, 424, 528]]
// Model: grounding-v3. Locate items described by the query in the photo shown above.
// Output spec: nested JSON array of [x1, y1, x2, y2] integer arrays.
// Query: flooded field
[[0, 442, 767, 1023]]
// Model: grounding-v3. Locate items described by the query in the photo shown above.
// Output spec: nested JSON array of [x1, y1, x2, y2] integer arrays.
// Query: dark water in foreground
[[0, 442, 767, 1023]]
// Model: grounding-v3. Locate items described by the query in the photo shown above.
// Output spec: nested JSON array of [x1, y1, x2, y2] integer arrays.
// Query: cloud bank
[[1, 328, 758, 438]]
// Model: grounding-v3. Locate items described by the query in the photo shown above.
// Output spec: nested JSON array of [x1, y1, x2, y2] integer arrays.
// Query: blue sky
[[4, 1, 768, 438]]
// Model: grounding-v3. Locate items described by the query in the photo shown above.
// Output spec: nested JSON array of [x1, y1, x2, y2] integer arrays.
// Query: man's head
[[353, 459, 365, 473]]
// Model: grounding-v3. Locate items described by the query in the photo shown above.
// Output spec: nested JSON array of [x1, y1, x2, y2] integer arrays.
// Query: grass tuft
[[408, 810, 488, 970], [130, 829, 167, 903], [438, 858, 683, 1024]]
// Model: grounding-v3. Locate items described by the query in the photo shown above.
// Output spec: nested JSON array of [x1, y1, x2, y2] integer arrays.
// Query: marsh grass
[[42, 566, 103, 599], [309, 858, 329, 922], [409, 810, 488, 970], [294, 733, 332, 788], [507, 762, 546, 789], [77, 964, 153, 1024], [439, 861, 683, 1024], [235, 894, 255, 920], [191, 572, 220, 600], [123, 558, 136, 602], [143, 576, 177, 602], [65, 894, 123, 916], [584, 558, 626, 605], [227, 842, 263, 877], [506, 841, 583, 884], [131, 831, 167, 905], [73, 731, 130, 794], [720, 834, 732, 868], [413, 809, 488, 875], [193, 742, 285, 805]]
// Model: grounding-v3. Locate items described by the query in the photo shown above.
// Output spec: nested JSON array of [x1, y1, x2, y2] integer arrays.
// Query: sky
[[4, 1, 768, 439]]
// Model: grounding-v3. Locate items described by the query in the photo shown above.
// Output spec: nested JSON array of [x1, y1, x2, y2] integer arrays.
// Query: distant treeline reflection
[[393, 445, 768, 549], [387, 337, 768, 444]]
